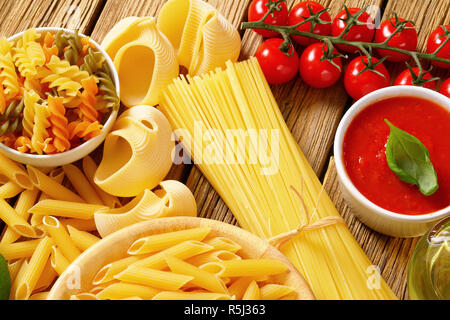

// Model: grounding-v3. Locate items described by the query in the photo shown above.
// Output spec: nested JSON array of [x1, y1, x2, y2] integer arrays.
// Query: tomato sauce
[[343, 96, 450, 215]]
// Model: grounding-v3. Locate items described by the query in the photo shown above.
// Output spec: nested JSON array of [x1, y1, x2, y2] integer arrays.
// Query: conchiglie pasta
[[94, 180, 197, 238], [94, 105, 174, 197], [101, 17, 178, 107], [157, 0, 241, 76]]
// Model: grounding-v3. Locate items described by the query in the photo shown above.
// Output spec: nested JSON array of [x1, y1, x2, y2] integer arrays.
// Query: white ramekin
[[334, 86, 450, 238], [0, 27, 119, 167]]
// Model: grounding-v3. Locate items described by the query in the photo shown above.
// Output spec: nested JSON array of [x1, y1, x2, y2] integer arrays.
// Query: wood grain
[[0, 0, 105, 36]]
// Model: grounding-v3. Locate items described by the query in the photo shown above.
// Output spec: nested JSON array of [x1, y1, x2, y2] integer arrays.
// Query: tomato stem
[[242, 2, 450, 67]]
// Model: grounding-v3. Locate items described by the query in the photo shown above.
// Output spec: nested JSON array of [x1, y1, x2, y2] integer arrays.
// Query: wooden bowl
[[47, 216, 315, 300]]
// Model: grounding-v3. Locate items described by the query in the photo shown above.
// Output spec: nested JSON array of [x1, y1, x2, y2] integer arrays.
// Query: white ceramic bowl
[[334, 86, 450, 238], [0, 27, 119, 167]]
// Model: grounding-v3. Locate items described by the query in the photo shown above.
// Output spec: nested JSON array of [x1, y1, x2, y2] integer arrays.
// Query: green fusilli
[[0, 97, 25, 135]]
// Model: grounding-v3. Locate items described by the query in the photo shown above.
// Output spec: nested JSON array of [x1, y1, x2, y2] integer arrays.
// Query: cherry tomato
[[426, 25, 450, 69], [394, 67, 436, 90], [374, 18, 417, 62], [248, 0, 289, 38], [331, 8, 375, 53], [439, 78, 450, 98], [299, 42, 342, 88], [288, 1, 331, 46], [255, 38, 299, 85], [344, 56, 390, 100]]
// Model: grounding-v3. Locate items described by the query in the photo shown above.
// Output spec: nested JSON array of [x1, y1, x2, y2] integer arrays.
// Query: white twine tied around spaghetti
[[268, 166, 346, 249]]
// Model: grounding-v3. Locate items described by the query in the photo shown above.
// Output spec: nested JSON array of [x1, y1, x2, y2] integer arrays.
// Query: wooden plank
[[0, 0, 105, 36]]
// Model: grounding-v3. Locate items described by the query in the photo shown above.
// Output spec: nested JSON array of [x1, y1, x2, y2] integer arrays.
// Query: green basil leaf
[[385, 119, 439, 196], [0, 254, 11, 300]]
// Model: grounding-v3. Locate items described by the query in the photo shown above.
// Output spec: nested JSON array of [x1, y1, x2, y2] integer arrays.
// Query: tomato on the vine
[[299, 42, 342, 88], [439, 78, 450, 98], [394, 67, 437, 90], [426, 25, 450, 69], [255, 38, 299, 85], [248, 0, 289, 38], [288, 1, 331, 47], [331, 8, 375, 53], [344, 56, 390, 100], [374, 18, 417, 62]]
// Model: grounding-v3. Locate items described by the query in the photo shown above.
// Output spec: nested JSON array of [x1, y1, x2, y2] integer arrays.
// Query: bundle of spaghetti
[[159, 58, 397, 300]]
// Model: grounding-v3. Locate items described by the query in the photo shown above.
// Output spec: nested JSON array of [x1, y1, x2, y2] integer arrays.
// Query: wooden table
[[1, 0, 449, 300]]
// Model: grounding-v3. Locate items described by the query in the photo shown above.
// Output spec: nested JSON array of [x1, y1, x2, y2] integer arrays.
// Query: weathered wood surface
[[1, 0, 449, 300]]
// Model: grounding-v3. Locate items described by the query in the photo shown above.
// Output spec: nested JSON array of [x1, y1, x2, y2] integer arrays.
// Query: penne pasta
[[37, 167, 65, 202], [70, 293, 99, 300], [82, 156, 121, 208], [67, 225, 100, 251], [199, 259, 289, 278], [260, 284, 296, 300], [61, 218, 97, 232], [27, 165, 85, 203], [29, 199, 107, 220], [9, 260, 28, 300], [242, 281, 260, 300], [203, 237, 242, 253], [127, 227, 211, 255], [227, 277, 253, 300], [129, 240, 213, 269], [29, 291, 50, 300], [93, 256, 141, 285], [186, 250, 241, 266], [164, 254, 228, 294], [114, 266, 194, 291], [7, 259, 24, 283], [96, 282, 159, 300], [1, 188, 40, 245], [50, 245, 70, 276], [0, 153, 33, 189], [34, 258, 58, 292], [152, 291, 232, 300], [31, 168, 64, 226], [62, 164, 103, 205], [0, 181, 24, 198], [0, 239, 41, 260], [15, 237, 53, 300], [43, 216, 81, 262], [0, 198, 38, 238]]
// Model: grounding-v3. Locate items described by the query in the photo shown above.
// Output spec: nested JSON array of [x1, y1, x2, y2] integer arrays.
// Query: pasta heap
[[158, 58, 398, 300], [0, 152, 197, 300], [68, 227, 299, 300], [0, 28, 120, 155]]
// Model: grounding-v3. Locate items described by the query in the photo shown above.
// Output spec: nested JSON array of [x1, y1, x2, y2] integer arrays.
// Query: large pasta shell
[[94, 180, 197, 238], [94, 106, 174, 197], [101, 17, 178, 107], [157, 0, 240, 76]]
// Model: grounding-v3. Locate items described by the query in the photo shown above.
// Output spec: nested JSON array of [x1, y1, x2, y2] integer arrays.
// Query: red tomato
[[331, 8, 375, 53], [255, 38, 299, 85], [439, 78, 450, 98], [394, 67, 436, 90], [248, 0, 289, 38], [426, 25, 450, 69], [299, 42, 342, 88], [344, 56, 390, 100], [374, 18, 417, 62], [288, 1, 331, 46]]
